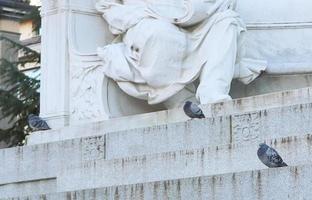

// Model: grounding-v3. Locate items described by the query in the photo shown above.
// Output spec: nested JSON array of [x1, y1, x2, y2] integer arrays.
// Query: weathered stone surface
[[2, 164, 312, 200], [28, 87, 312, 145], [58, 134, 312, 192], [0, 135, 105, 198], [0, 178, 56, 199], [106, 102, 312, 159], [2, 102, 312, 197], [10, 0, 312, 198], [230, 74, 312, 99], [40, 0, 312, 125], [1, 133, 311, 198], [3, 88, 312, 198]]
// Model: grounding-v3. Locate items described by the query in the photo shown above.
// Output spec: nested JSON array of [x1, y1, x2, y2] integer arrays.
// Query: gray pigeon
[[28, 114, 51, 131], [183, 101, 205, 119], [257, 143, 288, 168]]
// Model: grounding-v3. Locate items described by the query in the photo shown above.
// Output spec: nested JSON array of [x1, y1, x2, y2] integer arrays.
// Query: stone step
[[27, 87, 312, 145], [2, 88, 312, 197], [1, 102, 312, 197], [2, 164, 312, 200], [57, 134, 312, 192], [105, 102, 312, 159]]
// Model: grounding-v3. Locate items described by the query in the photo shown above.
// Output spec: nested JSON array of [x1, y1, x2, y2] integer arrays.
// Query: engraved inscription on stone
[[232, 112, 261, 143], [81, 136, 105, 161]]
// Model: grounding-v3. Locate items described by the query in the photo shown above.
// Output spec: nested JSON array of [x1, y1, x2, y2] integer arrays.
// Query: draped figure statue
[[96, 0, 267, 108]]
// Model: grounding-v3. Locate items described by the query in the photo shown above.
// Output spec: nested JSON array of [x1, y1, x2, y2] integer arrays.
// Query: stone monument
[[39, 0, 312, 129], [1, 0, 312, 198], [95, 0, 266, 108]]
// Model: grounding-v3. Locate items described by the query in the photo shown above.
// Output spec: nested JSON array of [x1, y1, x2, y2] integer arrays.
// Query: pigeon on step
[[28, 114, 51, 131], [183, 101, 205, 119], [257, 143, 288, 168]]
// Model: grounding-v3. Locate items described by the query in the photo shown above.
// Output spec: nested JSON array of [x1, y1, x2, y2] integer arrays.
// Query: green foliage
[[20, 0, 31, 3], [0, 37, 40, 147], [22, 6, 41, 34]]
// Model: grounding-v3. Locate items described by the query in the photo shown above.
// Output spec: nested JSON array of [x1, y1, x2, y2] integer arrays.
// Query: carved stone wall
[[40, 0, 312, 128], [232, 112, 261, 143], [81, 136, 106, 161]]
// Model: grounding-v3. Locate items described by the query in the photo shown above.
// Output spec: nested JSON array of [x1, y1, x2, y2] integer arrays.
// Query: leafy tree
[[0, 36, 40, 146], [0, 6, 41, 147], [22, 5, 41, 34]]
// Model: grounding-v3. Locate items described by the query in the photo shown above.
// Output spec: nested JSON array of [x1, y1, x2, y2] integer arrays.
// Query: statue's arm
[[96, 0, 146, 35], [145, 0, 214, 27], [173, 0, 238, 26]]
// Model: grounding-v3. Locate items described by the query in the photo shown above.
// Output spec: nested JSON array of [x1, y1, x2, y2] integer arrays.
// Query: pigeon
[[27, 114, 51, 131], [257, 143, 288, 168], [183, 101, 205, 119]]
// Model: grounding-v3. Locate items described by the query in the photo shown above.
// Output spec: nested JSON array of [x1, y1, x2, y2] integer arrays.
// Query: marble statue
[[95, 0, 267, 108]]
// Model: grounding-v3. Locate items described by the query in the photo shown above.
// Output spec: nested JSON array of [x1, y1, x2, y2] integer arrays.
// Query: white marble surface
[[28, 87, 312, 145], [1, 133, 312, 198], [0, 88, 312, 197], [95, 0, 266, 105], [2, 99, 312, 196], [4, 164, 312, 200], [58, 134, 312, 192], [40, 0, 312, 127], [10, 0, 311, 198]]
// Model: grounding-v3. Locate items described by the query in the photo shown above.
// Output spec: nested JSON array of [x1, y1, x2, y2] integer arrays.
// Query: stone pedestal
[[0, 1, 311, 199], [1, 87, 312, 199]]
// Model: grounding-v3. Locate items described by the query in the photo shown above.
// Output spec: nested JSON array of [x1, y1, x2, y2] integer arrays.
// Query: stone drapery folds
[[96, 0, 267, 106]]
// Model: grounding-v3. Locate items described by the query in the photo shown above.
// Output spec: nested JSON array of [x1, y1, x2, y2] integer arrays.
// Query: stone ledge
[[3, 164, 312, 200], [58, 134, 312, 192], [0, 130, 310, 197], [1, 101, 312, 193], [0, 178, 56, 199], [27, 87, 312, 145], [104, 101, 312, 159]]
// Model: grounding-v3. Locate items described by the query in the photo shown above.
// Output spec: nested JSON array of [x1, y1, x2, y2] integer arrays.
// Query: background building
[[0, 0, 38, 147], [0, 0, 34, 60]]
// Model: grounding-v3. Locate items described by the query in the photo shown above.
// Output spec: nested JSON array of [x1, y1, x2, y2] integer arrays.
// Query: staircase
[[2, 87, 312, 199]]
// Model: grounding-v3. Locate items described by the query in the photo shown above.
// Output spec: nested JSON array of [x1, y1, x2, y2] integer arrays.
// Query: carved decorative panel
[[232, 112, 261, 143], [81, 136, 106, 161]]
